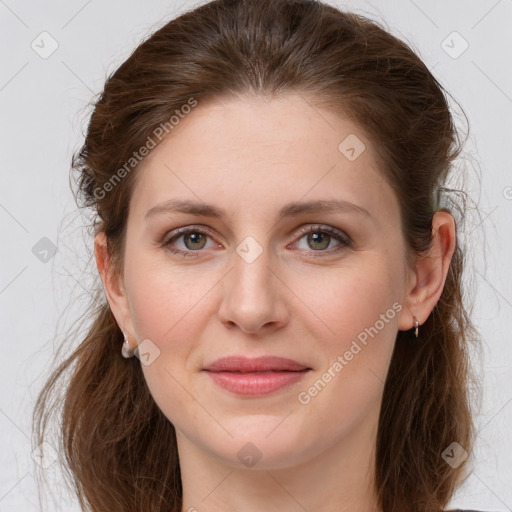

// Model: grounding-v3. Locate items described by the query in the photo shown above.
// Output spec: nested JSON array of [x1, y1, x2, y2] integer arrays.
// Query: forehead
[[128, 94, 399, 227]]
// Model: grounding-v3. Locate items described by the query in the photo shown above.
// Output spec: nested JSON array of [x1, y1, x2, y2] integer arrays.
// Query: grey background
[[1, 0, 511, 510]]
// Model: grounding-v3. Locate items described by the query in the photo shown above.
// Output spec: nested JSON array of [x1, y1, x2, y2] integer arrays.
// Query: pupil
[[308, 232, 329, 250], [186, 232, 205, 249]]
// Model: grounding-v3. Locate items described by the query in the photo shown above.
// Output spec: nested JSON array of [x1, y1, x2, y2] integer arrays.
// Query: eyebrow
[[145, 198, 372, 222]]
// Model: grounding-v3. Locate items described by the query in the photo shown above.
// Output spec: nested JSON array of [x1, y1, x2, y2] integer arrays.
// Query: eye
[[291, 225, 350, 255], [163, 227, 218, 257], [162, 224, 350, 258]]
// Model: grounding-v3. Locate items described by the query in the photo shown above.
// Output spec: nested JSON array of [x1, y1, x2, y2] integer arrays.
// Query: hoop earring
[[121, 332, 135, 358], [413, 316, 419, 339]]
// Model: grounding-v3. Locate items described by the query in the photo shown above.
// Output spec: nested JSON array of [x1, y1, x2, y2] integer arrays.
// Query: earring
[[413, 316, 419, 339], [121, 332, 135, 358]]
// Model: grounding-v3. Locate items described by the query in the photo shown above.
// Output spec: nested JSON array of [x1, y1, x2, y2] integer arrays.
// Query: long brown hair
[[32, 1, 482, 510]]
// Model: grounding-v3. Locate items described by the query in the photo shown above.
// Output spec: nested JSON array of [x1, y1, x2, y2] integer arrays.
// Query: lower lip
[[204, 370, 310, 396]]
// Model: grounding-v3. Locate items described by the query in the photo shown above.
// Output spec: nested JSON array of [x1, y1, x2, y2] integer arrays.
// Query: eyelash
[[161, 224, 351, 259]]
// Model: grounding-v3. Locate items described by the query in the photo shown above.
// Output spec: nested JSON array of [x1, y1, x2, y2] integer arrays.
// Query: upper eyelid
[[164, 225, 217, 244]]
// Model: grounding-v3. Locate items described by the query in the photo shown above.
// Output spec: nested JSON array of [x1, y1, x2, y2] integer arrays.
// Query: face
[[104, 93, 416, 470]]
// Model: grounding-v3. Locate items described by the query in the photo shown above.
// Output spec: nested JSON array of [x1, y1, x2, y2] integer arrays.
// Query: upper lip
[[203, 356, 311, 373]]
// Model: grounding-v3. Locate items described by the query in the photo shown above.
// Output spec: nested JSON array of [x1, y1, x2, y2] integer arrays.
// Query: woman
[[32, 0, 484, 510]]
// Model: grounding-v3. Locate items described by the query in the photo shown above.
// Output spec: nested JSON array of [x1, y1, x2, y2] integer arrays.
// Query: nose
[[217, 242, 289, 335]]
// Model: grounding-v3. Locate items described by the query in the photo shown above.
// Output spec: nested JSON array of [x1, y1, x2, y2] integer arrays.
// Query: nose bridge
[[234, 234, 272, 290], [218, 232, 287, 333]]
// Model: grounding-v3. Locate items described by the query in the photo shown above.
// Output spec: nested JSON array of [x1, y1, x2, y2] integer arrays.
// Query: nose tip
[[217, 253, 289, 335]]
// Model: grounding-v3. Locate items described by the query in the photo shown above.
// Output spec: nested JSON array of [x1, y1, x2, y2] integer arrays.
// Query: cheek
[[125, 259, 214, 428], [289, 258, 400, 346], [293, 261, 400, 407], [125, 254, 216, 349]]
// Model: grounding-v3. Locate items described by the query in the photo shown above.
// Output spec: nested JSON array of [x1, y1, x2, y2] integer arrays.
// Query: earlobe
[[398, 211, 457, 333]]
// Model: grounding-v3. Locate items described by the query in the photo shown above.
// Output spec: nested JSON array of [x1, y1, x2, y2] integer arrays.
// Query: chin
[[199, 416, 318, 470]]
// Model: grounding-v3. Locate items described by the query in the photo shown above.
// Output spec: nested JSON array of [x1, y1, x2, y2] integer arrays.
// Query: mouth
[[203, 355, 311, 373], [202, 356, 312, 396]]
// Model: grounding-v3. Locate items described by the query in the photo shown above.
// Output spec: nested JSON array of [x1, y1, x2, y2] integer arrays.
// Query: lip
[[203, 356, 310, 372], [202, 356, 311, 396]]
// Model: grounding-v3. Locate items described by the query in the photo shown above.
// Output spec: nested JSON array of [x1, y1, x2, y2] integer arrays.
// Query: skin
[[95, 93, 456, 512]]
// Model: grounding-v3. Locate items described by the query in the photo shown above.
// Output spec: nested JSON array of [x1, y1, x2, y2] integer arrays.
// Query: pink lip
[[203, 356, 310, 372], [202, 356, 311, 396]]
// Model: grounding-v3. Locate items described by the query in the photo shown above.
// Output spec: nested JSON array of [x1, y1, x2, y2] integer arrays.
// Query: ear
[[94, 231, 136, 345], [398, 211, 457, 332]]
